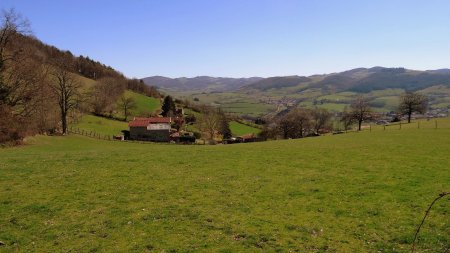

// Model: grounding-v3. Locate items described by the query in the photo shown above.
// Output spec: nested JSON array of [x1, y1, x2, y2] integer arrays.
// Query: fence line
[[68, 127, 205, 145], [336, 119, 450, 134], [68, 127, 114, 141]]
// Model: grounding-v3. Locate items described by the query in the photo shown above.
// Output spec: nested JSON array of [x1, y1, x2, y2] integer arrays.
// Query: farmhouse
[[129, 117, 172, 142]]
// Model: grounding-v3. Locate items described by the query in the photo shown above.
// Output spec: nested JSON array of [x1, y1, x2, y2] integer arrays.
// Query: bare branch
[[411, 192, 449, 253]]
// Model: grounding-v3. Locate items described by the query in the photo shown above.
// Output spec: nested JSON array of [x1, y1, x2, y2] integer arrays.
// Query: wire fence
[[68, 127, 205, 145], [69, 118, 450, 145], [68, 127, 116, 141], [337, 118, 450, 134]]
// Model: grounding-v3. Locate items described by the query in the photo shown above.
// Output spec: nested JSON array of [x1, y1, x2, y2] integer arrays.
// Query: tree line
[[0, 9, 159, 144], [259, 92, 428, 140], [259, 107, 332, 139]]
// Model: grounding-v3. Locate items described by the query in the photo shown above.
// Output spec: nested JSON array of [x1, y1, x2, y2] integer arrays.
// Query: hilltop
[[144, 67, 450, 93], [143, 76, 263, 92]]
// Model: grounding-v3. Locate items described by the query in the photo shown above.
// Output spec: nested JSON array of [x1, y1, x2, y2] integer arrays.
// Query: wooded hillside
[[0, 10, 159, 144]]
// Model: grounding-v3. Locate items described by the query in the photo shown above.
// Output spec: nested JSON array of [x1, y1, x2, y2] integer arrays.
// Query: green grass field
[[162, 91, 277, 116], [125, 90, 161, 116], [71, 114, 128, 136], [220, 102, 276, 116], [114, 91, 161, 119], [229, 121, 261, 136], [0, 121, 449, 252]]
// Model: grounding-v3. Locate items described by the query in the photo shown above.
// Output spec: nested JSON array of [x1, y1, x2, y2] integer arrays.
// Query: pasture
[[0, 123, 449, 252], [71, 114, 128, 136], [229, 121, 261, 136], [123, 91, 161, 117]]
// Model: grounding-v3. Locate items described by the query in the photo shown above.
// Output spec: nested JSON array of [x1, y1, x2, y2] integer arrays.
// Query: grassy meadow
[[229, 121, 261, 136], [0, 121, 449, 252], [113, 91, 161, 120], [71, 114, 128, 136], [123, 90, 161, 117]]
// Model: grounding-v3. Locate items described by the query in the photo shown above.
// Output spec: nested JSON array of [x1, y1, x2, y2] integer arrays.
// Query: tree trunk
[[408, 111, 412, 123], [358, 120, 362, 131], [61, 111, 67, 135]]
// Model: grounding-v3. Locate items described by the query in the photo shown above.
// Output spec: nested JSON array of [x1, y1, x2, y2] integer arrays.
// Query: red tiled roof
[[129, 117, 171, 127]]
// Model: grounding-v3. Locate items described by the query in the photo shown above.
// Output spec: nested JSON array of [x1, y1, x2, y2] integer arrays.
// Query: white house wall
[[147, 123, 171, 130]]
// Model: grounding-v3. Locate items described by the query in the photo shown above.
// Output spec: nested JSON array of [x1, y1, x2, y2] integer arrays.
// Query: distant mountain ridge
[[142, 76, 263, 92], [243, 67, 450, 93], [143, 67, 450, 93]]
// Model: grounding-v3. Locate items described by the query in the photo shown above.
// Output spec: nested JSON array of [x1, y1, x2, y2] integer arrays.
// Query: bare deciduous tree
[[0, 9, 44, 143], [118, 94, 136, 121], [277, 113, 295, 139], [348, 96, 373, 131], [0, 8, 31, 107], [197, 106, 221, 142], [50, 60, 80, 135], [311, 107, 332, 135], [399, 92, 428, 123], [90, 77, 125, 116], [340, 106, 354, 131], [290, 108, 312, 138], [277, 108, 312, 139], [0, 9, 30, 62]]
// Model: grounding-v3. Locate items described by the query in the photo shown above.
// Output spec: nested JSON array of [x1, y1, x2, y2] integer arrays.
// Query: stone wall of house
[[130, 127, 170, 142]]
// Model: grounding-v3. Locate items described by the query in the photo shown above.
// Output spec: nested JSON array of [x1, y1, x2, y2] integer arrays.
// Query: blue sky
[[2, 0, 450, 78]]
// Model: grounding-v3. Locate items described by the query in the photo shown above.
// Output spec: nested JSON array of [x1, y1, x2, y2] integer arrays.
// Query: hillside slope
[[1, 122, 449, 252]]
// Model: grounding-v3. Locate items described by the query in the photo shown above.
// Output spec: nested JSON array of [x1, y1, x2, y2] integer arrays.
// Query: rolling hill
[[143, 76, 263, 92], [144, 67, 450, 93], [149, 67, 450, 116], [241, 67, 450, 93]]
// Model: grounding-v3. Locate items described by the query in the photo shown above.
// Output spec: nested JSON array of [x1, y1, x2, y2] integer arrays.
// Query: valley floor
[[0, 127, 449, 252]]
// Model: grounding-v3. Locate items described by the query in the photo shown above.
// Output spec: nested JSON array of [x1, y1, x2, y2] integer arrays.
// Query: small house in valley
[[129, 117, 172, 142]]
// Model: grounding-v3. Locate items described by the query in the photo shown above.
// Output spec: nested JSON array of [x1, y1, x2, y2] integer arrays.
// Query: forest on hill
[[0, 10, 159, 144]]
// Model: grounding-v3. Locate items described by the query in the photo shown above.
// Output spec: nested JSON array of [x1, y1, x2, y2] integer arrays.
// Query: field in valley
[[229, 121, 261, 136], [0, 120, 449, 252], [162, 85, 450, 116]]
